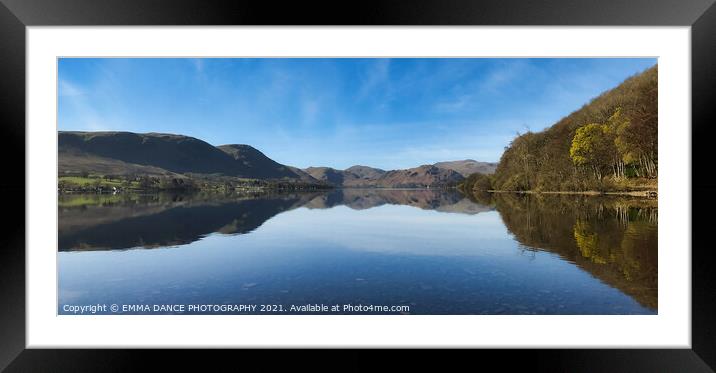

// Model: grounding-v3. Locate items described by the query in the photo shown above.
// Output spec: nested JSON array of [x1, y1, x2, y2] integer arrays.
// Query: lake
[[58, 189, 657, 315]]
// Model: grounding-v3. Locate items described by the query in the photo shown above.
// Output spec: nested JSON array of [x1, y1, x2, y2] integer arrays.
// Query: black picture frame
[[1, 0, 714, 371]]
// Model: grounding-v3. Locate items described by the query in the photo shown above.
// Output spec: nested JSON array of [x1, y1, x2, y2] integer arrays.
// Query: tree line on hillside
[[481, 65, 658, 192]]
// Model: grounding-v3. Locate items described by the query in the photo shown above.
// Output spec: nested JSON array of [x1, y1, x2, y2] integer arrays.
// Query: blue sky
[[58, 58, 656, 170]]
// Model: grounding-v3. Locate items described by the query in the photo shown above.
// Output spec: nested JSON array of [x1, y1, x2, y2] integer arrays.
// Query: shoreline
[[486, 189, 657, 198], [58, 186, 658, 199]]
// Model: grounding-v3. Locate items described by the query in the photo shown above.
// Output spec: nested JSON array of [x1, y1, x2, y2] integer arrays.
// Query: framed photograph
[[2, 0, 715, 370]]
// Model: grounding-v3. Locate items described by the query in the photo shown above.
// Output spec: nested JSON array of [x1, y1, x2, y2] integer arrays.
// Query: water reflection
[[488, 193, 658, 310], [58, 189, 494, 252], [58, 189, 657, 314], [59, 192, 317, 251]]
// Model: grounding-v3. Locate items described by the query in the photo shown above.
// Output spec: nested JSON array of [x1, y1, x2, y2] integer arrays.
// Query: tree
[[139, 176, 153, 189], [605, 108, 629, 179], [614, 86, 657, 178], [570, 123, 613, 180], [460, 172, 492, 192]]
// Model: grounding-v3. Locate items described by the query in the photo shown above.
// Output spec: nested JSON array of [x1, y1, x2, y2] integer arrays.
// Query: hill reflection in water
[[58, 189, 657, 313], [58, 189, 494, 252]]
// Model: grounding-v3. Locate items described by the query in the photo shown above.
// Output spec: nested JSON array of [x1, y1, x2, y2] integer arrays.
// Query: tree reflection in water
[[58, 189, 657, 312], [489, 193, 657, 310]]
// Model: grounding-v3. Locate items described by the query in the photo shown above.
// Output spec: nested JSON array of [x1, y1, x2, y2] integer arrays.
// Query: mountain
[[304, 167, 346, 185], [58, 131, 308, 181], [286, 166, 321, 184], [344, 165, 386, 180], [342, 165, 387, 187], [372, 165, 464, 188], [60, 132, 238, 175], [304, 164, 464, 188], [434, 160, 497, 176]]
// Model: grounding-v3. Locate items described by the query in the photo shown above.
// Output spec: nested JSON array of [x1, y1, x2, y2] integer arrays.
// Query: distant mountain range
[[303, 165, 463, 188], [300, 160, 495, 188], [59, 131, 495, 188], [433, 160, 497, 177]]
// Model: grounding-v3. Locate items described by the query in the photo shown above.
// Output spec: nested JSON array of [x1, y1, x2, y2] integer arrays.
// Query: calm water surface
[[58, 189, 657, 314]]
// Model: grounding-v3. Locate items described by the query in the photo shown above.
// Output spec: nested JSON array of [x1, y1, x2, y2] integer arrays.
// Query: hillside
[[286, 166, 321, 184], [304, 167, 347, 185], [216, 144, 306, 179], [434, 160, 497, 177], [59, 148, 180, 177], [345, 165, 386, 180], [372, 165, 464, 188], [59, 131, 308, 181], [491, 65, 658, 192]]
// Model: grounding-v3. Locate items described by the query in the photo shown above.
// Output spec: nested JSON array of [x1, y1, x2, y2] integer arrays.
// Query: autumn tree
[[570, 123, 614, 180], [605, 108, 629, 178]]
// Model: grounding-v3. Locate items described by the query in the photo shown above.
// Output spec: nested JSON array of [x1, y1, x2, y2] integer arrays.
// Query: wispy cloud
[[58, 78, 119, 131], [189, 58, 205, 74], [477, 60, 530, 93], [357, 59, 391, 100], [60, 99, 113, 131], [59, 79, 85, 97], [434, 94, 474, 113], [432, 60, 530, 114], [301, 97, 321, 126]]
